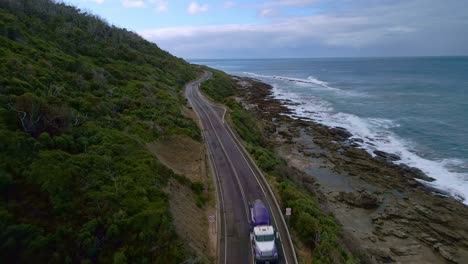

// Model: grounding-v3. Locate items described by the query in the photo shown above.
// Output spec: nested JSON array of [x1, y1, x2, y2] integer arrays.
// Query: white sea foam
[[307, 76, 329, 87], [244, 72, 336, 89], [244, 72, 369, 97], [264, 74, 468, 204]]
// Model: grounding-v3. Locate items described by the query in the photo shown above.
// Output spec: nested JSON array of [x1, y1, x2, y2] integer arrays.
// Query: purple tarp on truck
[[251, 200, 270, 226]]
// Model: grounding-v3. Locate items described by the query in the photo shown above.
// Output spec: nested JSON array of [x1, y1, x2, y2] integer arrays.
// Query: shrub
[[0, 0, 202, 262]]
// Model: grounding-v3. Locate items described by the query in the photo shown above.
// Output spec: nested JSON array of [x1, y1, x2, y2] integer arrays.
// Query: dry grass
[[167, 179, 212, 262], [147, 134, 205, 182], [181, 105, 199, 122], [147, 134, 216, 263]]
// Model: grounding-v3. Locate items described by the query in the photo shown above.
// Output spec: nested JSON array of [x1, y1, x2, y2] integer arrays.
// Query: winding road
[[185, 72, 298, 264]]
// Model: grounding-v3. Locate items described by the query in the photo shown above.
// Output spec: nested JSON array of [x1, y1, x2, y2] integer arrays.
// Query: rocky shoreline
[[232, 76, 468, 263]]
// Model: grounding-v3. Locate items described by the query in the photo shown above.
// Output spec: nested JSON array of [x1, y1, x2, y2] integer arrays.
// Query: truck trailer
[[250, 199, 279, 264]]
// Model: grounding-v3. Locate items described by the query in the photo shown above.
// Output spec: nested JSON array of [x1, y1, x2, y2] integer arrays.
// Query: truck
[[250, 199, 279, 264]]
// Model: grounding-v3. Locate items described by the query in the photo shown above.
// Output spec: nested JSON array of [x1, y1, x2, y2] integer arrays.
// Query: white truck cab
[[250, 200, 279, 264]]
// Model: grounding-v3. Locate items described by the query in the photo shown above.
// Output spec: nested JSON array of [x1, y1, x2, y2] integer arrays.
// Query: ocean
[[191, 57, 468, 204]]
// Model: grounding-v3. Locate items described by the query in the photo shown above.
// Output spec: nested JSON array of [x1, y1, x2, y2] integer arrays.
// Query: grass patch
[[279, 180, 356, 263], [199, 68, 236, 103], [172, 174, 208, 208]]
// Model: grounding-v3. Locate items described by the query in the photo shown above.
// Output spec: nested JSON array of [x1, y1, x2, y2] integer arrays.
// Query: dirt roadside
[[146, 105, 217, 263]]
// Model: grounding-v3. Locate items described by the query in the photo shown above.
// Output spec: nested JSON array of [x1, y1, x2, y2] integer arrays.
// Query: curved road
[[185, 72, 297, 264]]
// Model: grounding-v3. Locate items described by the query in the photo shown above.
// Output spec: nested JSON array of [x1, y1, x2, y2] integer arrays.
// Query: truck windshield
[[255, 234, 275, 242]]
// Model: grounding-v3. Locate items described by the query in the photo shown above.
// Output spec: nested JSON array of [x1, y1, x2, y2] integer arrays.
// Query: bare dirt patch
[[147, 134, 216, 262], [167, 179, 212, 262], [182, 105, 199, 123], [147, 135, 205, 182]]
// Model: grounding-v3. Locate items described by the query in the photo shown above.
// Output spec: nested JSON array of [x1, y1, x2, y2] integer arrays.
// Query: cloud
[[263, 0, 319, 7], [188, 1, 209, 15], [80, 0, 105, 3], [122, 0, 146, 8], [258, 8, 279, 18], [149, 0, 168, 13], [140, 0, 468, 58], [140, 15, 370, 57], [223, 1, 236, 9]]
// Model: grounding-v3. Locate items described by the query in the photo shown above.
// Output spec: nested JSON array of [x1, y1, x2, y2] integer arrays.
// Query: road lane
[[185, 72, 297, 264]]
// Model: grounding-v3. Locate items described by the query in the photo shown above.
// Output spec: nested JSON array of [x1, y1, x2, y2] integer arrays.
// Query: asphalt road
[[185, 72, 298, 264]]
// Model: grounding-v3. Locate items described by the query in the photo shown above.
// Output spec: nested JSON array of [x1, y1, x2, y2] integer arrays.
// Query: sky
[[62, 0, 468, 59]]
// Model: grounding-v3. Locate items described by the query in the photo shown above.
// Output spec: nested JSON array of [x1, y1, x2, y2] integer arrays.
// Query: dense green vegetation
[[201, 71, 279, 171], [279, 182, 355, 263], [225, 100, 280, 172], [0, 0, 204, 262], [200, 71, 356, 263], [198, 69, 235, 103]]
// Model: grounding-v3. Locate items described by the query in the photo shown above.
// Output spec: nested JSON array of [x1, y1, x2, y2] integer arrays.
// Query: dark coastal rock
[[350, 138, 364, 143], [276, 126, 292, 138], [390, 245, 420, 256], [437, 245, 457, 262], [337, 191, 382, 209], [343, 146, 371, 159], [374, 150, 401, 161], [391, 229, 408, 239], [330, 127, 353, 140], [347, 138, 364, 145], [399, 164, 436, 182], [375, 207, 407, 221], [419, 232, 439, 244], [233, 76, 468, 264], [342, 138, 364, 148], [367, 247, 394, 263], [417, 183, 466, 203], [414, 204, 432, 216]]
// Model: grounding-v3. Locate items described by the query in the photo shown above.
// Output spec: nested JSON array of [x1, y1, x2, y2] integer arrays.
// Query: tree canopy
[[0, 0, 203, 262]]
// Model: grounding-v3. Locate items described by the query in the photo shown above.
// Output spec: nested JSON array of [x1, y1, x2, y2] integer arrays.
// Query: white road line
[[191, 84, 250, 223], [224, 123, 290, 264], [191, 71, 297, 264], [196, 74, 298, 264], [186, 75, 227, 264]]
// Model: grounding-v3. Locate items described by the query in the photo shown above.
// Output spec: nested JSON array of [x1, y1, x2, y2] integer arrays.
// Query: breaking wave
[[265, 78, 468, 204]]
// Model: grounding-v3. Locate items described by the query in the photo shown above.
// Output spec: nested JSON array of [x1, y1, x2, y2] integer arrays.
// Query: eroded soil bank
[[232, 77, 468, 264], [147, 132, 217, 263]]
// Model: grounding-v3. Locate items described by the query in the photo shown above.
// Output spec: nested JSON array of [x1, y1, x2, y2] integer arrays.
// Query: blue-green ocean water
[[191, 57, 468, 204]]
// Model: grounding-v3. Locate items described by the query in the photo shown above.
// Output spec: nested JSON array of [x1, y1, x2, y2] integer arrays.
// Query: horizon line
[[187, 54, 468, 61]]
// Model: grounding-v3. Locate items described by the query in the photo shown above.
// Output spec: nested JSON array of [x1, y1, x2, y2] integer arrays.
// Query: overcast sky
[[63, 0, 468, 59]]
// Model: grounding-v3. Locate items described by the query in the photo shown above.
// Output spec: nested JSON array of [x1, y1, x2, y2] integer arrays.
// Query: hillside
[[0, 0, 204, 262]]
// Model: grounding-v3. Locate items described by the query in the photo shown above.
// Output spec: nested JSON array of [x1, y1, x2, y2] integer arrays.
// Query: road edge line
[[196, 73, 299, 264], [224, 122, 299, 264], [184, 73, 227, 264]]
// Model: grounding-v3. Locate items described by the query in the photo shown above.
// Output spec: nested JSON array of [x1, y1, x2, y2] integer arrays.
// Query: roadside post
[[208, 215, 216, 234], [285, 207, 291, 225]]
